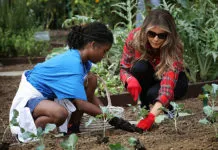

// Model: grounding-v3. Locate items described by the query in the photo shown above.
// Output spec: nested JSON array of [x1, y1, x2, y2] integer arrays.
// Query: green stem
[[174, 118, 178, 133], [1, 126, 9, 142], [27, 56, 32, 65], [103, 118, 106, 138], [197, 50, 212, 80], [213, 124, 217, 138]]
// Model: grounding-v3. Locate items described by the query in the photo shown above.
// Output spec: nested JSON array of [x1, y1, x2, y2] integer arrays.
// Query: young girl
[[120, 9, 188, 131], [10, 22, 114, 141]]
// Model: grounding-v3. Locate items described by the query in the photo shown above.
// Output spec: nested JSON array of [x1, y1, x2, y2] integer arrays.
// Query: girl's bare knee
[[53, 107, 68, 126]]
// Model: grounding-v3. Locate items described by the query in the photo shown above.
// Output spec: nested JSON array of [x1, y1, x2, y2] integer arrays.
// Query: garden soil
[[0, 64, 218, 150]]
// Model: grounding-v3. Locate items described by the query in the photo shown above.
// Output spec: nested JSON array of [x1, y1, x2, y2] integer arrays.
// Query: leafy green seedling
[[1, 109, 19, 145], [92, 66, 124, 97], [86, 106, 114, 138], [128, 137, 138, 147], [158, 102, 191, 133], [109, 137, 146, 150], [22, 124, 56, 150], [10, 109, 57, 150], [199, 84, 218, 138], [128, 137, 146, 150], [60, 133, 78, 150], [127, 104, 149, 121], [109, 142, 129, 150], [10, 109, 19, 126]]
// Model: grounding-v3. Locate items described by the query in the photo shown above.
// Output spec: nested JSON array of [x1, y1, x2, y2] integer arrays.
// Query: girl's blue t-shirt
[[26, 49, 92, 101]]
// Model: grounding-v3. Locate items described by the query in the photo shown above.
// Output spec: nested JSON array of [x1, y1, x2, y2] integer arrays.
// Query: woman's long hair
[[131, 9, 183, 79]]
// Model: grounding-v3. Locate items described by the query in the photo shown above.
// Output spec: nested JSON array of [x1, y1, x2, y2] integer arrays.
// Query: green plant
[[14, 28, 49, 57], [111, 0, 137, 30], [127, 104, 149, 121], [91, 63, 125, 97], [158, 102, 190, 133], [109, 137, 145, 150], [46, 47, 68, 60], [128, 137, 145, 150], [0, 28, 17, 57], [27, 0, 67, 29], [67, 0, 122, 27], [86, 106, 114, 138], [0, 27, 49, 57], [0, 0, 38, 32], [199, 84, 218, 138], [10, 109, 57, 150], [109, 142, 129, 150], [62, 15, 96, 28], [160, 0, 218, 82], [0, 0, 47, 57], [0, 1, 49, 57], [60, 133, 78, 150]]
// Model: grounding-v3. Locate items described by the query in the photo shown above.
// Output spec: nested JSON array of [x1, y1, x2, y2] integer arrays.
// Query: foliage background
[[160, 0, 218, 82]]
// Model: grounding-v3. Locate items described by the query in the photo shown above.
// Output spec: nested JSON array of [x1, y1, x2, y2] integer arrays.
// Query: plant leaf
[[199, 118, 210, 124], [178, 112, 191, 117], [202, 84, 212, 93], [36, 144, 45, 150], [128, 137, 137, 146], [44, 123, 56, 134], [10, 109, 19, 126], [10, 118, 19, 126], [13, 109, 19, 118], [20, 127, 25, 133], [54, 133, 64, 138], [155, 114, 168, 124], [37, 127, 43, 137], [109, 143, 128, 150], [170, 101, 179, 110], [100, 106, 109, 114], [212, 84, 218, 94], [85, 116, 96, 127], [203, 105, 213, 117], [22, 131, 37, 140], [60, 133, 78, 150]]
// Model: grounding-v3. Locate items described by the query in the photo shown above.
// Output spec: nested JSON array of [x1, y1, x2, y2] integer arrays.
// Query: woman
[[120, 9, 188, 131]]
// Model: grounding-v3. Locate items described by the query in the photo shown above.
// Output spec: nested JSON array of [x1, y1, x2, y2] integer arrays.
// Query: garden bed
[[0, 57, 45, 66], [1, 64, 218, 149]]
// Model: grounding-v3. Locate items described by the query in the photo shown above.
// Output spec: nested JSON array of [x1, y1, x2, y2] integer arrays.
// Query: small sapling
[[127, 104, 149, 121], [60, 133, 78, 150], [199, 84, 218, 138], [157, 102, 191, 133], [10, 109, 57, 150], [109, 137, 146, 150], [85, 105, 114, 143]]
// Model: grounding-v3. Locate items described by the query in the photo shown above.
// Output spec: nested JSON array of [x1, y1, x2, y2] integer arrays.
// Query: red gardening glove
[[126, 77, 142, 101], [137, 113, 155, 131]]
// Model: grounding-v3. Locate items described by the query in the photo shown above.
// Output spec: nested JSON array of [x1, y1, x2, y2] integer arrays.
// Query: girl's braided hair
[[67, 22, 113, 49]]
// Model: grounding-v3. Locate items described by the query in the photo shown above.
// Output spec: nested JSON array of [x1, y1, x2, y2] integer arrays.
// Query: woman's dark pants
[[130, 60, 188, 109]]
